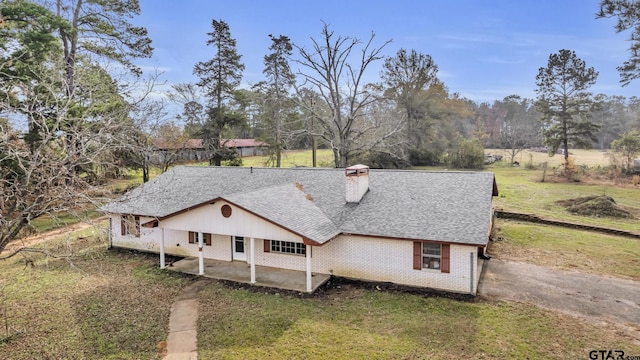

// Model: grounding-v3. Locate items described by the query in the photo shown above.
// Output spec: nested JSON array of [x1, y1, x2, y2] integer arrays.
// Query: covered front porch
[[166, 257, 332, 293]]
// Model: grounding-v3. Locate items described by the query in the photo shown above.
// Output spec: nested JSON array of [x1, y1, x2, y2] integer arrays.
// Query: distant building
[[153, 138, 268, 162]]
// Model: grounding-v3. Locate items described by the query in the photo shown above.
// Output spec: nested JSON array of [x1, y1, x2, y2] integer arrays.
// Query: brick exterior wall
[[313, 235, 478, 294], [107, 206, 483, 294]]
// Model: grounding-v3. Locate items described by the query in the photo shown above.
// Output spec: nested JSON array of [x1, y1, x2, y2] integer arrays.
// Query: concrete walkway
[[164, 279, 210, 360]]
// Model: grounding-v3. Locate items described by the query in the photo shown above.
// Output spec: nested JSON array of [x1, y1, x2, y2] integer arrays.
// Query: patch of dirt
[[555, 195, 633, 218], [1, 217, 108, 256]]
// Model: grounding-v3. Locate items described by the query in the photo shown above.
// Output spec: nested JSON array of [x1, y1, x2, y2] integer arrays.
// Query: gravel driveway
[[478, 259, 640, 326]]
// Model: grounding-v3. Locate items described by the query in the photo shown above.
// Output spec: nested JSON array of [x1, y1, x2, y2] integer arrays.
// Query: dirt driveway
[[1, 217, 107, 256], [478, 259, 640, 328]]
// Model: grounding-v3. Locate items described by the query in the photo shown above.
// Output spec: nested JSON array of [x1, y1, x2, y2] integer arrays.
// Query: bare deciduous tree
[[294, 23, 394, 168], [0, 66, 132, 255]]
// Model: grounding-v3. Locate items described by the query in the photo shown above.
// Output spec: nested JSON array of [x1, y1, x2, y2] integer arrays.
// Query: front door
[[232, 236, 246, 261]]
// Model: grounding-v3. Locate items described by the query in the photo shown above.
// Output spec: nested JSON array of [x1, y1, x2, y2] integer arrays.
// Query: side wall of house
[[108, 214, 234, 260], [313, 235, 479, 294]]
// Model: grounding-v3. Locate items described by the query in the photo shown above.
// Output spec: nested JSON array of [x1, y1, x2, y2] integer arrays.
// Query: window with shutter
[[189, 232, 212, 246], [121, 215, 140, 237], [413, 242, 450, 273]]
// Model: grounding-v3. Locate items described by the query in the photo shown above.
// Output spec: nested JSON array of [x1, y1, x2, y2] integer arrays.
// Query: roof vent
[[345, 164, 369, 203]]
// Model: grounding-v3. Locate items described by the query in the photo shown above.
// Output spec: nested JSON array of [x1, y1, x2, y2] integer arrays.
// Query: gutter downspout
[[108, 217, 113, 249], [470, 252, 475, 295]]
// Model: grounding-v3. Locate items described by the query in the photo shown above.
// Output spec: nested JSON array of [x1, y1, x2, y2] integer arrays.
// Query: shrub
[[447, 138, 485, 169]]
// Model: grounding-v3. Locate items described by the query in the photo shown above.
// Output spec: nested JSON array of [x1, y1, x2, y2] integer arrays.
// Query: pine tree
[[193, 19, 245, 165], [535, 49, 600, 170]]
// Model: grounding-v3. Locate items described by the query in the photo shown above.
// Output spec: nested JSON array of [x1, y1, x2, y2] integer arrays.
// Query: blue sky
[[136, 0, 638, 105]]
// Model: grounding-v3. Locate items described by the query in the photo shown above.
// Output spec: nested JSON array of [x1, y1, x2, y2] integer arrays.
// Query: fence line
[[495, 210, 640, 239]]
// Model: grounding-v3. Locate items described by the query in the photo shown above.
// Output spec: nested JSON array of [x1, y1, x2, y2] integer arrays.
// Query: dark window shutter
[[264, 240, 270, 253], [441, 244, 450, 273], [205, 234, 211, 246], [188, 232, 195, 244], [134, 216, 140, 237], [413, 242, 422, 270], [121, 216, 126, 236]]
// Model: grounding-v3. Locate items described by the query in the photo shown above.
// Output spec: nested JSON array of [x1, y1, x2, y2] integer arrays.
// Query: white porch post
[[250, 237, 256, 284], [306, 244, 312, 293], [198, 232, 204, 275], [159, 228, 166, 269]]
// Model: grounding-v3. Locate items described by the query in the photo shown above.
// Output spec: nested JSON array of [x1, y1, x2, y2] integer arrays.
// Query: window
[[270, 240, 305, 255], [422, 243, 441, 270], [188, 232, 212, 246], [121, 215, 140, 237]]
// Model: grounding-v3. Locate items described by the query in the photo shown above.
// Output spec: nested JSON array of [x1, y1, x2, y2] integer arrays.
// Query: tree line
[[167, 18, 640, 172], [2, 0, 640, 253]]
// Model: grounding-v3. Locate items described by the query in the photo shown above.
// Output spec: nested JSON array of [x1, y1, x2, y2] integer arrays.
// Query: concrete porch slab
[[166, 257, 331, 293]]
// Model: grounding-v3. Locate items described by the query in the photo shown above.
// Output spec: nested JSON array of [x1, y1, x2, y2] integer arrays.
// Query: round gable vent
[[221, 204, 232, 218]]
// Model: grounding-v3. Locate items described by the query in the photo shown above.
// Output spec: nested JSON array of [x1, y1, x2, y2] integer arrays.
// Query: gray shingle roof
[[223, 184, 341, 244], [100, 166, 497, 246]]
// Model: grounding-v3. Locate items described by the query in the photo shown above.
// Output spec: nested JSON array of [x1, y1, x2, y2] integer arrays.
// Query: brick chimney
[[345, 164, 369, 203]]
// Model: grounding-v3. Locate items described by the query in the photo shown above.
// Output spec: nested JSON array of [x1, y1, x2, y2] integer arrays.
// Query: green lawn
[[0, 227, 194, 359], [491, 219, 640, 279], [197, 282, 639, 359]]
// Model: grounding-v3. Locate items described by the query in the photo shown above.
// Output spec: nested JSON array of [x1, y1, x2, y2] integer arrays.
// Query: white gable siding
[[313, 235, 479, 294], [161, 201, 303, 243]]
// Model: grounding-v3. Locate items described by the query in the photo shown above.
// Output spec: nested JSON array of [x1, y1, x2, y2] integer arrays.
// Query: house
[[153, 138, 268, 163], [100, 165, 498, 295]]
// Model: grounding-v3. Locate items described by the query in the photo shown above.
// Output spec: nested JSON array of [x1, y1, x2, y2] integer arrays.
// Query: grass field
[[486, 148, 613, 167], [490, 166, 640, 232], [241, 149, 335, 168]]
